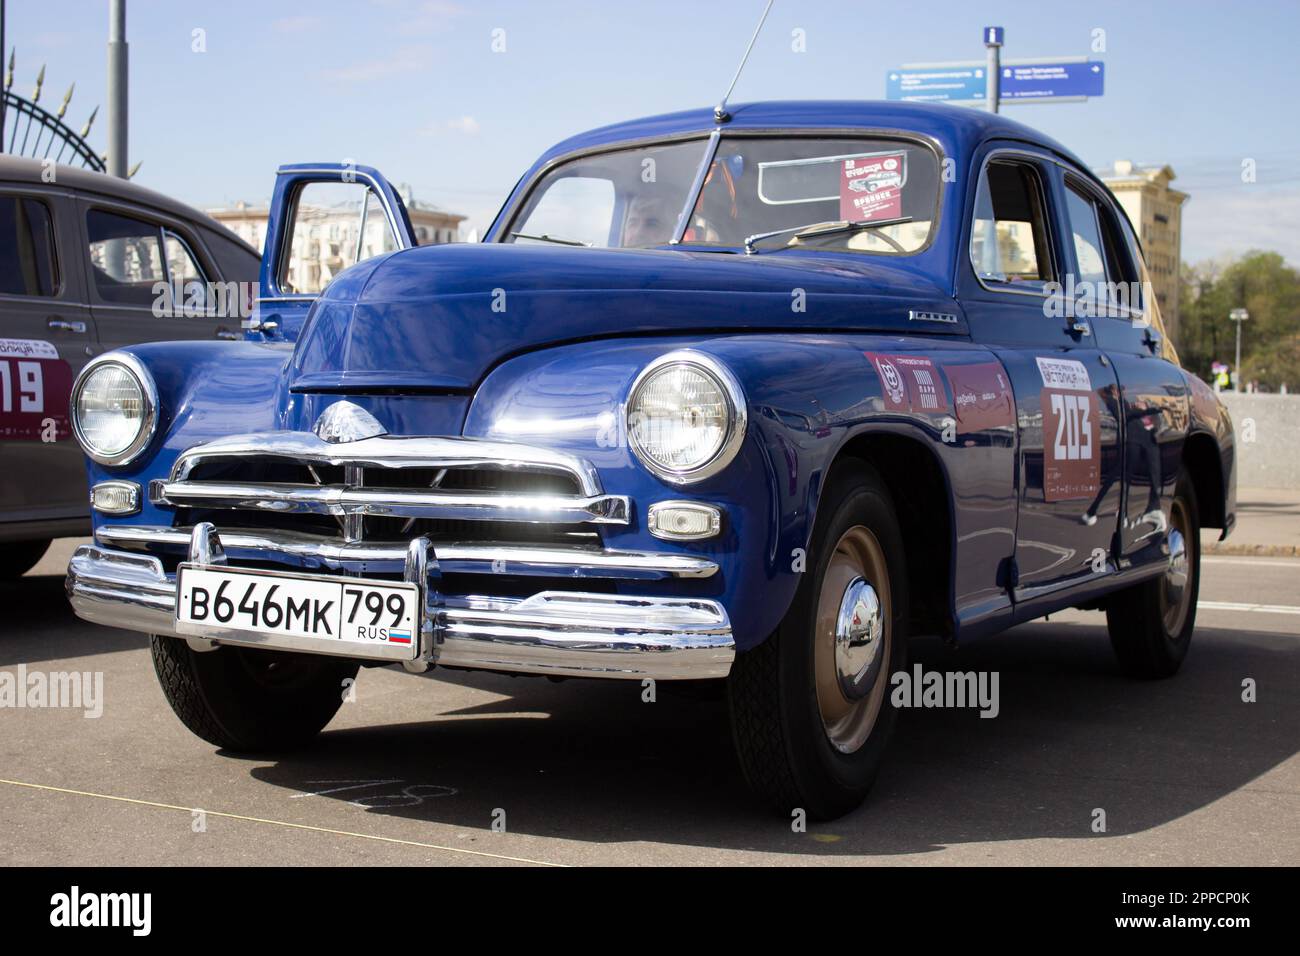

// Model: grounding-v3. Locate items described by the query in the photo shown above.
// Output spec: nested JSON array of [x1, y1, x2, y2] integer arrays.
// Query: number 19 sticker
[[0, 339, 72, 442]]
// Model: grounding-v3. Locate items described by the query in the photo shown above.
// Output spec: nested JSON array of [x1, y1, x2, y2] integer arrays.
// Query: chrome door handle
[[47, 318, 87, 334]]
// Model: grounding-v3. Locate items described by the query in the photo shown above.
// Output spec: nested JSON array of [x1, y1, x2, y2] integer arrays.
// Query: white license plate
[[175, 565, 419, 657]]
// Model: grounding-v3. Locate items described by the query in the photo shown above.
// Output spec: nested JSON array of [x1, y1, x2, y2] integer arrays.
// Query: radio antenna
[[713, 0, 774, 124]]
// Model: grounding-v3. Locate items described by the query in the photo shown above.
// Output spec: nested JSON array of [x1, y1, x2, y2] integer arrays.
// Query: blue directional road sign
[[983, 26, 1004, 46], [1001, 60, 1105, 100], [885, 65, 987, 103], [885, 59, 1104, 104]]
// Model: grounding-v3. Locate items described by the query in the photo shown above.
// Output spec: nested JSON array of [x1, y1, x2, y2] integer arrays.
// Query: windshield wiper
[[744, 216, 913, 254], [510, 231, 592, 247]]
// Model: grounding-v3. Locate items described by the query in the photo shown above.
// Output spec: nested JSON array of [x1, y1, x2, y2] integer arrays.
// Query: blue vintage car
[[66, 101, 1236, 820]]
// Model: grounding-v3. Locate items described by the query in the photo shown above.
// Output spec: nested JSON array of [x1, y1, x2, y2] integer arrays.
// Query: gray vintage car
[[0, 156, 259, 576]]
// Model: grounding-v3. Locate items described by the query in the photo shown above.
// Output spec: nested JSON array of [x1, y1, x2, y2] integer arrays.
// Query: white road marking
[[1203, 557, 1300, 568], [1199, 600, 1300, 616], [0, 777, 562, 866]]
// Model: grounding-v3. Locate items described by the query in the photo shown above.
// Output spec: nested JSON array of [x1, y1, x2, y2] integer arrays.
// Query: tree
[[1178, 251, 1300, 388]]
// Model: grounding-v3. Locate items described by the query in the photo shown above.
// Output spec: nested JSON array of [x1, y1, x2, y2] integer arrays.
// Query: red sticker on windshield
[[840, 153, 905, 222], [0, 339, 72, 442]]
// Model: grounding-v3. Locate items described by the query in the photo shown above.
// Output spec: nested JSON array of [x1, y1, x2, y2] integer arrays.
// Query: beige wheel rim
[[814, 525, 891, 754]]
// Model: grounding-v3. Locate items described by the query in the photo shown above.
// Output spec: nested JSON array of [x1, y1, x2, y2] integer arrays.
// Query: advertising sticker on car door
[[0, 338, 72, 441], [1036, 356, 1099, 501]]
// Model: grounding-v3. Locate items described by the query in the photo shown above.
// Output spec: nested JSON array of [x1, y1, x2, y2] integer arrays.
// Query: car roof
[[532, 99, 1092, 177], [0, 154, 256, 250]]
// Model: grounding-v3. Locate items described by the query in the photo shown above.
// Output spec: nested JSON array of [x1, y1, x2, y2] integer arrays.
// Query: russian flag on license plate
[[388, 630, 412, 644]]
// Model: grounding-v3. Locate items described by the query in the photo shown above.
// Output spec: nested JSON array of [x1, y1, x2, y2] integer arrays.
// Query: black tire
[[150, 636, 359, 751], [727, 462, 909, 821], [1, 539, 51, 579], [1105, 474, 1200, 678]]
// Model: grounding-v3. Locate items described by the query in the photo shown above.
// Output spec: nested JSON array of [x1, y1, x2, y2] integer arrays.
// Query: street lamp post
[[1229, 308, 1249, 392], [107, 0, 127, 178]]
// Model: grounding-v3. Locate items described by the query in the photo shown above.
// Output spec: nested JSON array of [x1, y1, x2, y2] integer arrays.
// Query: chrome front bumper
[[66, 541, 735, 680]]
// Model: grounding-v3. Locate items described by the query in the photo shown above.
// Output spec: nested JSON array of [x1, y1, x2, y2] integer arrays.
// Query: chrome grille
[[123, 431, 722, 582]]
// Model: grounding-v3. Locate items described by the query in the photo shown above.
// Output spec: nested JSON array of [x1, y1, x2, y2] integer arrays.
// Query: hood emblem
[[313, 402, 388, 444]]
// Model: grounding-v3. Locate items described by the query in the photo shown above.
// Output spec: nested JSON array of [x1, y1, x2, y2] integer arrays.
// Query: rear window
[[0, 195, 58, 297]]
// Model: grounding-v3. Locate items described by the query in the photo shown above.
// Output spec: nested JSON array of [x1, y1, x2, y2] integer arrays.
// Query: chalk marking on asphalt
[[1198, 600, 1300, 616], [0, 777, 565, 866]]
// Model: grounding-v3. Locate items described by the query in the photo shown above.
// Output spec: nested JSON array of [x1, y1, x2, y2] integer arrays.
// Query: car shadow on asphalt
[[0, 572, 149, 665], [244, 619, 1298, 856]]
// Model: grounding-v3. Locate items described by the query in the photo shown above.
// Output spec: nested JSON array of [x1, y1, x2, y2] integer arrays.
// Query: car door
[[1061, 171, 1187, 569], [250, 163, 415, 342], [958, 145, 1124, 606], [0, 184, 96, 526], [76, 197, 242, 350]]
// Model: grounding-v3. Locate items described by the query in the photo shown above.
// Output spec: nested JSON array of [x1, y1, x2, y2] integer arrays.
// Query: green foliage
[[1179, 252, 1300, 389]]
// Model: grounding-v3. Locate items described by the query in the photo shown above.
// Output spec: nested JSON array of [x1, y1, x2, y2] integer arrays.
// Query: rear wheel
[[150, 636, 359, 751], [727, 464, 908, 820], [0, 539, 51, 579], [1105, 475, 1200, 678]]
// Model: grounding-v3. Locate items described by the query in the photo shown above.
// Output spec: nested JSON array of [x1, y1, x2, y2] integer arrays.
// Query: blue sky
[[8, 0, 1300, 263]]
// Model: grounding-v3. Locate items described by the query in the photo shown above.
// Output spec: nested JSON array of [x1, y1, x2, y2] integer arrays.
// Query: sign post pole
[[984, 26, 1003, 113], [1229, 308, 1249, 392]]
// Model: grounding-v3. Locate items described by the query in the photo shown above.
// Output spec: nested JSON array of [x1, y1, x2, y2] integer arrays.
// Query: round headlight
[[626, 351, 746, 483], [72, 355, 156, 466]]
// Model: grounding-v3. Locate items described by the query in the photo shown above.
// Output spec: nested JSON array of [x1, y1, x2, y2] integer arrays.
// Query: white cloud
[[319, 46, 431, 82], [273, 16, 322, 34], [1181, 185, 1300, 267], [444, 116, 481, 135]]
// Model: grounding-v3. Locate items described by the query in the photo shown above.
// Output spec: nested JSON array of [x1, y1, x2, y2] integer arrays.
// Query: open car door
[[249, 163, 416, 341]]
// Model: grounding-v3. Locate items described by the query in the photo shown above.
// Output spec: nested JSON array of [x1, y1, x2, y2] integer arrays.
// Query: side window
[[1064, 185, 1107, 286], [279, 182, 399, 295], [511, 176, 616, 248], [1065, 179, 1143, 317], [0, 195, 59, 297], [86, 209, 166, 307], [970, 160, 1054, 288], [164, 230, 209, 313]]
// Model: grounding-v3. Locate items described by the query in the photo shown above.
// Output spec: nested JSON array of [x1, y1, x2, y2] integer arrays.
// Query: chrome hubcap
[[834, 576, 884, 700], [1161, 499, 1193, 635], [814, 526, 891, 754]]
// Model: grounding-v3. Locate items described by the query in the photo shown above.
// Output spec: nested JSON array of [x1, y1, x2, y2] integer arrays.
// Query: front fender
[[464, 334, 1000, 649], [82, 341, 293, 534]]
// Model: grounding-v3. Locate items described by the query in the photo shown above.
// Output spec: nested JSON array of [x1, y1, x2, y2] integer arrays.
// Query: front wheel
[[727, 464, 908, 820], [1105, 474, 1200, 678], [150, 636, 359, 751]]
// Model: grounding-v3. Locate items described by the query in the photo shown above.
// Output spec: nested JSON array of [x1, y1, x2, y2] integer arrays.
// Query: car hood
[[288, 243, 961, 393]]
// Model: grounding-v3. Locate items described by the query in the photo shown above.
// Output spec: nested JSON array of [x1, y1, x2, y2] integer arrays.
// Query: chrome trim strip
[[168, 431, 605, 497], [149, 479, 630, 526], [66, 544, 734, 680], [95, 524, 718, 579]]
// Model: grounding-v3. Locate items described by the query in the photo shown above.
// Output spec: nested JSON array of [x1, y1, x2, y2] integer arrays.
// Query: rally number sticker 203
[[1036, 357, 1100, 501]]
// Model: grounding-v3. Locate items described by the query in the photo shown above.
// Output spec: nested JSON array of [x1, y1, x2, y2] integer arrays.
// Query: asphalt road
[[2, 539, 1296, 866]]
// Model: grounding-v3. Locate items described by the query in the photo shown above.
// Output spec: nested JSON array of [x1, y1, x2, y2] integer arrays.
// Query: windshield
[[504, 135, 940, 254]]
